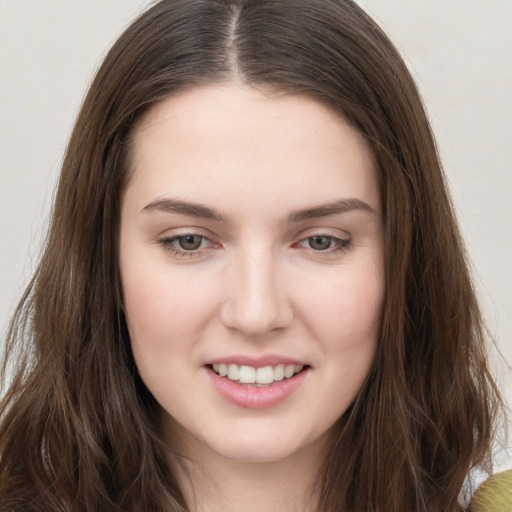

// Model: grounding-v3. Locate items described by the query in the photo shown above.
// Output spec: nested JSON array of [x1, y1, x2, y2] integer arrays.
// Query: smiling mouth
[[209, 363, 307, 387]]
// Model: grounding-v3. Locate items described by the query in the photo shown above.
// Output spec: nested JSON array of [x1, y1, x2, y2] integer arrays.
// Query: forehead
[[126, 84, 379, 216]]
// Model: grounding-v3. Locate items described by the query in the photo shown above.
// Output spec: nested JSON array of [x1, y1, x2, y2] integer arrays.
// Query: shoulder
[[466, 468, 512, 512]]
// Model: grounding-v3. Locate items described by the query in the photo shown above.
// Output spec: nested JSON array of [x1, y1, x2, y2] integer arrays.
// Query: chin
[[202, 424, 331, 466], [212, 443, 302, 464]]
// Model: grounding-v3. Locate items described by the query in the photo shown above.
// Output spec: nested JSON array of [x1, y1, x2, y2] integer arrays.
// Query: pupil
[[179, 235, 202, 250], [309, 236, 331, 250]]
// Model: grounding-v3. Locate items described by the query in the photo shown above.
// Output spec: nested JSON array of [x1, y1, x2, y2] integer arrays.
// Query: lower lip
[[205, 367, 309, 409]]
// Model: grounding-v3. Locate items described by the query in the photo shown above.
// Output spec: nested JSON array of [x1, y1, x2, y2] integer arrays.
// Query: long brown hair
[[0, 1, 502, 510]]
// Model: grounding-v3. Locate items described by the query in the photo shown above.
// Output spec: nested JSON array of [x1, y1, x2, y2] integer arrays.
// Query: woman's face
[[119, 85, 385, 465]]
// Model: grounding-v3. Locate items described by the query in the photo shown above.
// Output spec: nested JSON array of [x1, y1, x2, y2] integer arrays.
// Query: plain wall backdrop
[[1, 0, 511, 462]]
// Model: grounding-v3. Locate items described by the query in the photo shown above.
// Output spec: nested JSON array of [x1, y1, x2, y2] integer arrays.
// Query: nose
[[220, 247, 293, 337]]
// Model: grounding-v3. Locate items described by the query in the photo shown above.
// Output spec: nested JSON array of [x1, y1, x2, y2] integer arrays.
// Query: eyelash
[[157, 234, 217, 258], [295, 234, 352, 253], [157, 233, 352, 258]]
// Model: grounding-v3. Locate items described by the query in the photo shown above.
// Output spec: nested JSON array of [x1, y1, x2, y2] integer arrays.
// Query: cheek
[[326, 279, 383, 404], [297, 259, 384, 389], [121, 261, 219, 363], [301, 265, 384, 341]]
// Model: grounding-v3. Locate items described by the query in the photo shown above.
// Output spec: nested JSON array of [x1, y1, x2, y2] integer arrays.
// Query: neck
[[177, 450, 324, 512], [166, 420, 331, 512]]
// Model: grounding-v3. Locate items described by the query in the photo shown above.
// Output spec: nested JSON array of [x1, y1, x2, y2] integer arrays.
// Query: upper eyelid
[[294, 227, 351, 241], [155, 227, 351, 246], [156, 229, 350, 240], [157, 226, 218, 240], [157, 234, 219, 257], [295, 234, 351, 248], [298, 233, 348, 242], [158, 234, 350, 253], [160, 233, 216, 246]]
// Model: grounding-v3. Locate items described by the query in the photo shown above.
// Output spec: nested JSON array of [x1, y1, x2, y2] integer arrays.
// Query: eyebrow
[[141, 198, 229, 222], [141, 197, 375, 223], [288, 198, 375, 222]]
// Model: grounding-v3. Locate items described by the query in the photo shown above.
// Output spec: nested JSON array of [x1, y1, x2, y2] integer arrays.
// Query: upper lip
[[205, 354, 308, 368]]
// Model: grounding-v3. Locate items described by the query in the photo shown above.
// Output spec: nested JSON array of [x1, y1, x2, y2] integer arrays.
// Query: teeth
[[274, 364, 285, 381], [239, 365, 256, 383], [284, 365, 295, 378], [256, 366, 274, 384], [228, 364, 239, 380], [211, 363, 305, 384]]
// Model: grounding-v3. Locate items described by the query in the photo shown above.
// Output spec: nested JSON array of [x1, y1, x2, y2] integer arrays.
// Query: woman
[[0, 0, 502, 510]]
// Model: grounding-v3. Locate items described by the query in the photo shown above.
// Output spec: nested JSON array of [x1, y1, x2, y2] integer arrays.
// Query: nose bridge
[[221, 243, 291, 336]]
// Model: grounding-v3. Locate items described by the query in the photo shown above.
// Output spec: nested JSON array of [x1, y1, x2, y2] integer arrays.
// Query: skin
[[119, 84, 385, 512]]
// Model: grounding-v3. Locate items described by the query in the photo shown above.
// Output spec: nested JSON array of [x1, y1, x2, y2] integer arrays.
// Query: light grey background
[[1, 0, 511, 459]]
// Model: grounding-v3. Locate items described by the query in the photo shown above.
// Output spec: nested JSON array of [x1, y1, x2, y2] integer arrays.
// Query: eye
[[307, 235, 335, 251], [157, 233, 219, 257], [296, 234, 351, 253], [176, 234, 203, 251]]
